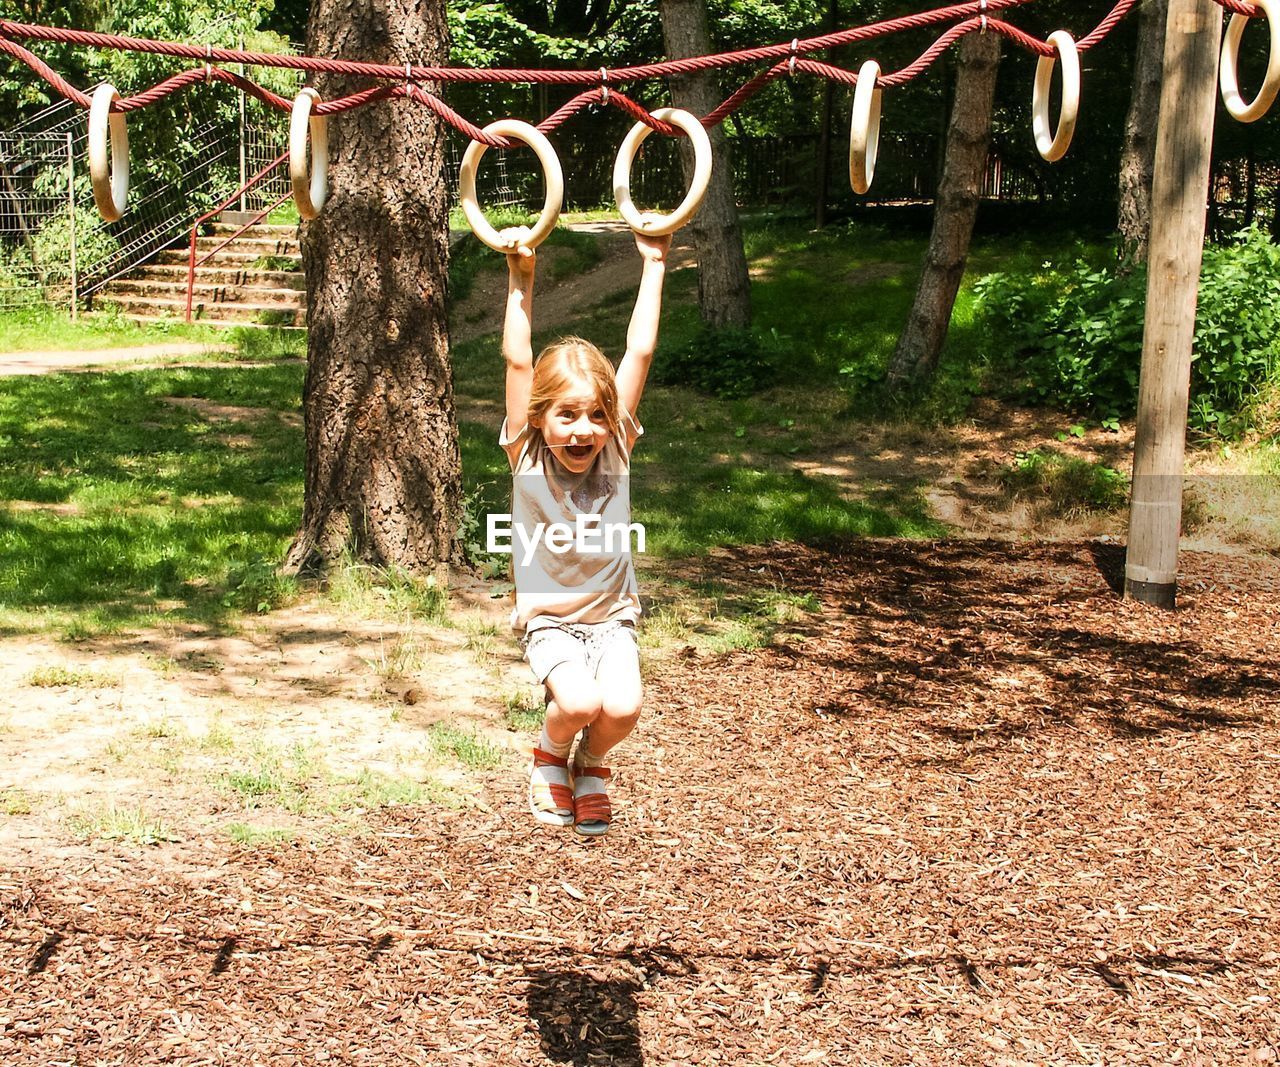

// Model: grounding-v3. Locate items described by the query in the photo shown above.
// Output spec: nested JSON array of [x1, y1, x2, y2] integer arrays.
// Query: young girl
[[499, 224, 670, 837]]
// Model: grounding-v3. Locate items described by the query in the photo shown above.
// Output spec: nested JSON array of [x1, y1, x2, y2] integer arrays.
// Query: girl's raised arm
[[501, 228, 536, 439], [615, 229, 672, 424]]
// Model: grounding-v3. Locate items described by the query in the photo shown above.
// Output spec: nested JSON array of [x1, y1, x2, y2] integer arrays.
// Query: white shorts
[[522, 621, 638, 685]]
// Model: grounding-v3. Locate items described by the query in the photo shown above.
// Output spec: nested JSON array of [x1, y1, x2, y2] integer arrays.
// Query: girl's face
[[533, 385, 610, 473]]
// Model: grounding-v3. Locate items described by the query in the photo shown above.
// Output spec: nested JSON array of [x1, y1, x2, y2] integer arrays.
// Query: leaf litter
[[1, 538, 1277, 1064]]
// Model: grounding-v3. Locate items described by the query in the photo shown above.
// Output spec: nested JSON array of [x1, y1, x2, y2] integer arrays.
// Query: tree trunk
[[285, 0, 462, 575], [814, 0, 839, 228], [659, 0, 751, 329], [886, 30, 1001, 388], [1243, 150, 1256, 228], [1117, 0, 1168, 266]]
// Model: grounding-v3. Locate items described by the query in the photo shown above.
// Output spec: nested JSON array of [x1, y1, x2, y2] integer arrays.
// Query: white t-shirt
[[500, 412, 643, 636]]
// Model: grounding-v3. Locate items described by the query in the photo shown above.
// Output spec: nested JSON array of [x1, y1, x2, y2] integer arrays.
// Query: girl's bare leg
[[578, 642, 643, 757], [543, 663, 603, 747]]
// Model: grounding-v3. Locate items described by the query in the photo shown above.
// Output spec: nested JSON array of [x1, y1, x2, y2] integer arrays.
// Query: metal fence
[[2, 92, 239, 306], [0, 132, 76, 311]]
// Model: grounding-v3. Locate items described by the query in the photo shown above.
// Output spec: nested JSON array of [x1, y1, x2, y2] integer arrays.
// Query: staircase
[[94, 220, 306, 328]]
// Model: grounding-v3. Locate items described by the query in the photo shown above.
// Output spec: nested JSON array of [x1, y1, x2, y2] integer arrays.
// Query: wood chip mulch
[[2, 539, 1278, 1065]]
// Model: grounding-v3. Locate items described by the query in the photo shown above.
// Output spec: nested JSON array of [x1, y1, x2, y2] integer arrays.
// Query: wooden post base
[[1124, 577, 1176, 609]]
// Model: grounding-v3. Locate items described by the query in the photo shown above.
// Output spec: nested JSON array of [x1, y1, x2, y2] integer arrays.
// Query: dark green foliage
[[974, 229, 1280, 438], [652, 324, 780, 399]]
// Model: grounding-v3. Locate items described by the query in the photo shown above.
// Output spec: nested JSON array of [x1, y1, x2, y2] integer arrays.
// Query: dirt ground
[[4, 231, 1279, 1063], [1, 540, 1278, 1064]]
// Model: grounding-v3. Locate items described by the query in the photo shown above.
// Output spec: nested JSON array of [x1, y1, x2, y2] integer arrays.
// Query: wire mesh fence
[[0, 131, 74, 311]]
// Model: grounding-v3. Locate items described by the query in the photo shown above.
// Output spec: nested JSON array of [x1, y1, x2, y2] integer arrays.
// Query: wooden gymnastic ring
[[1032, 30, 1080, 163], [613, 107, 712, 236], [290, 88, 329, 220], [1221, 0, 1280, 123], [459, 119, 563, 252], [88, 83, 129, 222], [848, 60, 883, 195]]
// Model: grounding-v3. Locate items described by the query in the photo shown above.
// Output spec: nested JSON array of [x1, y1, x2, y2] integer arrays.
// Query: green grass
[[66, 802, 178, 845], [0, 304, 224, 352], [25, 664, 120, 688], [999, 448, 1129, 517], [503, 689, 545, 731], [323, 558, 447, 622], [225, 822, 296, 846], [425, 722, 504, 769], [0, 361, 304, 636], [450, 217, 604, 303]]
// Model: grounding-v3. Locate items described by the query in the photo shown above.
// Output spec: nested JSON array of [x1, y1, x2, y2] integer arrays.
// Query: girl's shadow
[[526, 968, 644, 1065]]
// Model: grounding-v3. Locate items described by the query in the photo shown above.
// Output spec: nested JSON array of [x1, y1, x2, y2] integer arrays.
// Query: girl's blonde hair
[[528, 336, 621, 438]]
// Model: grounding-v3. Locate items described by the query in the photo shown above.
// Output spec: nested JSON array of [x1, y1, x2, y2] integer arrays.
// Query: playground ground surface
[[2, 538, 1277, 1064], [3, 222, 1278, 1062]]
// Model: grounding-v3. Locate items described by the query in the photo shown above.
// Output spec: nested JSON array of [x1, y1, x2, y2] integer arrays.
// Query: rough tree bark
[[659, 0, 751, 328], [1117, 0, 1168, 266], [886, 30, 1001, 388], [285, 0, 462, 575]]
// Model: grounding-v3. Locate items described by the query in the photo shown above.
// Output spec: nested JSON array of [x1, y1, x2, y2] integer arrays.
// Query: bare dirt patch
[[160, 396, 302, 427], [0, 342, 237, 376]]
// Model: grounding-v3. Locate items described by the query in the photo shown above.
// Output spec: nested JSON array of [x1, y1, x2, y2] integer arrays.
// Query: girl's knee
[[548, 683, 604, 722], [600, 689, 643, 726]]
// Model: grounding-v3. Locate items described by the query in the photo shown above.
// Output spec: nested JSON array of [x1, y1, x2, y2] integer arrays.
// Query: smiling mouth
[[565, 444, 594, 459]]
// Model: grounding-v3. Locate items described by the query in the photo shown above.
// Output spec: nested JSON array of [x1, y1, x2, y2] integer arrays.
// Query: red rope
[[0, 0, 1260, 148]]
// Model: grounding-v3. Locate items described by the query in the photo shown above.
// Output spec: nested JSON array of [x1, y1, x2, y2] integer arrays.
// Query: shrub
[[974, 228, 1280, 438], [653, 325, 779, 399]]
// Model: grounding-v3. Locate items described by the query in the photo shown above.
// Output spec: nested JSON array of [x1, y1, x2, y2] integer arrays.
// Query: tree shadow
[[526, 967, 644, 1066]]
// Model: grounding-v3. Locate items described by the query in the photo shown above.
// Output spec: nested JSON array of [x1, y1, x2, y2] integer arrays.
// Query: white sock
[[575, 728, 608, 768], [539, 724, 572, 759]]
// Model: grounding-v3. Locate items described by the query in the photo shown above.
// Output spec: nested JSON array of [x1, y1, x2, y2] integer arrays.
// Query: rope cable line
[[0, 0, 1266, 222]]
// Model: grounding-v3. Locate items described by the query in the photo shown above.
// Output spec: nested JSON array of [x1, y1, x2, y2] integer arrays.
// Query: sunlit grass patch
[[322, 557, 447, 622], [66, 802, 178, 845], [25, 664, 121, 688], [225, 822, 296, 847], [221, 741, 322, 812], [426, 722, 504, 769], [999, 448, 1128, 518], [328, 768, 450, 811], [503, 689, 544, 732], [1, 787, 34, 815], [0, 305, 222, 352]]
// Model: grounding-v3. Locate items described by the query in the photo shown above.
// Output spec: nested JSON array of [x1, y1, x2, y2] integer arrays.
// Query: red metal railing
[[185, 150, 291, 323]]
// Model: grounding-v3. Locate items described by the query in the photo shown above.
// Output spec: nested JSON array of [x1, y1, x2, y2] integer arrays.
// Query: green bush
[[974, 228, 1280, 438], [653, 325, 780, 399]]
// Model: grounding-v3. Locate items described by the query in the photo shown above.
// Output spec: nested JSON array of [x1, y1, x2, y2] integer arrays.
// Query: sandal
[[529, 747, 574, 828], [571, 762, 612, 837]]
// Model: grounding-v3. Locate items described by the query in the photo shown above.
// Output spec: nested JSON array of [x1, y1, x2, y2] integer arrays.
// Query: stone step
[[210, 220, 298, 237], [133, 264, 305, 288], [153, 248, 302, 268], [110, 313, 305, 331], [96, 293, 306, 327], [106, 278, 305, 307], [192, 234, 300, 254]]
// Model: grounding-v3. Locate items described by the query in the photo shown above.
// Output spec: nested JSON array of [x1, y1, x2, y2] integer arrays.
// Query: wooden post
[[1124, 0, 1222, 609]]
